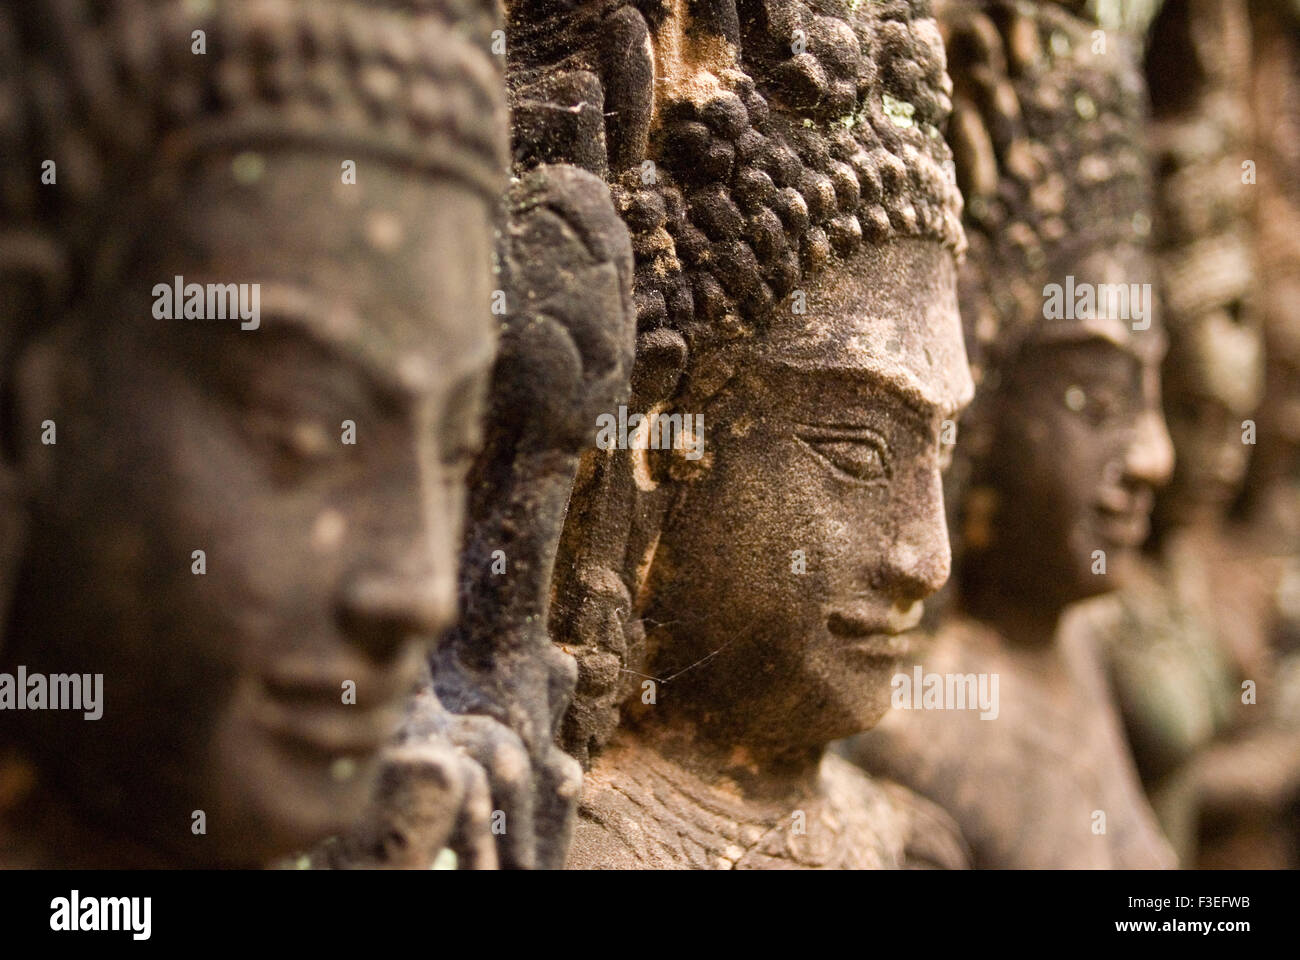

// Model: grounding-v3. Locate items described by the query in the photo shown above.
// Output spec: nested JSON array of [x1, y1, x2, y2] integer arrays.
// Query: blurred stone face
[[4, 151, 494, 864], [1262, 275, 1300, 453], [1153, 224, 1263, 522], [638, 240, 972, 749], [1161, 313, 1263, 520], [1161, 390, 1247, 513], [973, 245, 1174, 607]]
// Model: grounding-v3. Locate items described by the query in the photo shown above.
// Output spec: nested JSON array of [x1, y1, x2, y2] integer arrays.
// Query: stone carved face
[[1161, 318, 1262, 520], [4, 151, 495, 864], [971, 245, 1173, 609], [636, 239, 972, 750], [1154, 235, 1262, 523]]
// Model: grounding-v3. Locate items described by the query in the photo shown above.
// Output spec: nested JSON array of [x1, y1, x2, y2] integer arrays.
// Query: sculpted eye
[[239, 412, 350, 490], [286, 418, 345, 461], [1065, 383, 1131, 426], [799, 433, 891, 482]]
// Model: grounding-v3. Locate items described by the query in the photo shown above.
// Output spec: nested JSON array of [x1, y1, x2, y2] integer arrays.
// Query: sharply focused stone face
[[637, 239, 971, 748], [3, 152, 495, 864], [512, 0, 971, 795]]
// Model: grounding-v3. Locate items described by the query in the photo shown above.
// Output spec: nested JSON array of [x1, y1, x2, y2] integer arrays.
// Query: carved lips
[[255, 660, 418, 758], [826, 601, 925, 659], [1094, 487, 1155, 550]]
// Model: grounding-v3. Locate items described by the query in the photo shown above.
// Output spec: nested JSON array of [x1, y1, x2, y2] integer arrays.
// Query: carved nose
[[883, 533, 952, 602], [880, 469, 953, 601], [1123, 408, 1174, 490], [335, 431, 465, 659], [338, 572, 457, 661]]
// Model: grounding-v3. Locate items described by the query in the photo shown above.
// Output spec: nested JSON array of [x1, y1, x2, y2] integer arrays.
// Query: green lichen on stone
[[882, 93, 915, 128]]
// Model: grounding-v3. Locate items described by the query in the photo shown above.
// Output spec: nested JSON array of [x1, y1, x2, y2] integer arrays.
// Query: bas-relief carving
[[1067, 0, 1300, 871], [1071, 0, 1269, 865], [509, 0, 976, 868], [0, 0, 1293, 872], [842, 0, 1178, 869], [0, 0, 513, 868]]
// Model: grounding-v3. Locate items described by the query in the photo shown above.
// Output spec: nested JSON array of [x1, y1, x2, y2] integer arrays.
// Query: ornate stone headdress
[[507, 0, 967, 765], [942, 0, 1153, 371], [0, 0, 508, 331], [511, 0, 963, 364]]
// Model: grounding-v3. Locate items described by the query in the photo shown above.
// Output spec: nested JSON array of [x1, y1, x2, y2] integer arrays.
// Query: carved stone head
[[631, 238, 971, 754], [943, 0, 1173, 619], [0, 0, 504, 865], [510, 0, 971, 766]]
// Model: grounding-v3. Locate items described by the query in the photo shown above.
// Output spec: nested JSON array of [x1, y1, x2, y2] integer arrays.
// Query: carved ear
[[626, 328, 690, 492], [597, 6, 654, 172]]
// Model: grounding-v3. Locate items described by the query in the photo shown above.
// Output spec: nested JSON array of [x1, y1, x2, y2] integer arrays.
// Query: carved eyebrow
[[251, 282, 495, 404], [768, 359, 967, 419], [792, 422, 889, 434], [851, 364, 948, 418], [1022, 332, 1152, 384]]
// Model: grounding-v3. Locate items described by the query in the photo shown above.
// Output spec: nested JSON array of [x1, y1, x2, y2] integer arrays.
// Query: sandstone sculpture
[[842, 0, 1178, 869], [0, 0, 1294, 874], [1177, 0, 1300, 869], [1073, 0, 1300, 871], [509, 0, 976, 868], [1077, 0, 1269, 863], [0, 0, 510, 867]]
